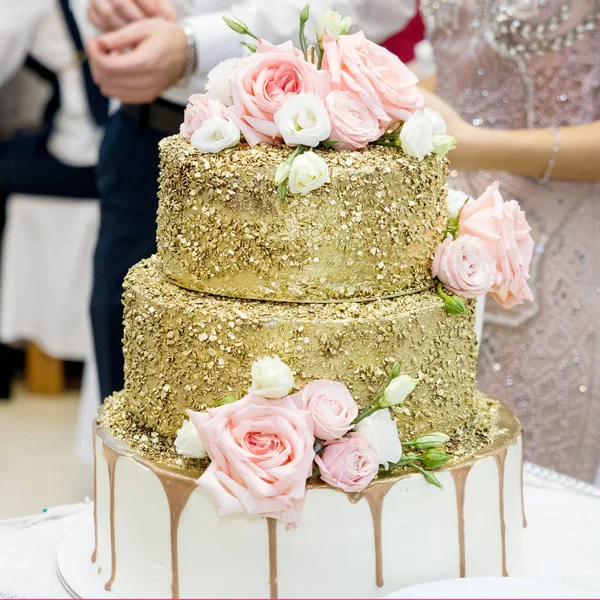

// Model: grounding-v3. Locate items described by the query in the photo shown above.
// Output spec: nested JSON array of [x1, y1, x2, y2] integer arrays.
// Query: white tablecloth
[[0, 463, 599, 599]]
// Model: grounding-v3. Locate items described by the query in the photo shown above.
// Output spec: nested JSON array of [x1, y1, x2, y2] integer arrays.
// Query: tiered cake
[[93, 139, 526, 598], [92, 7, 535, 597]]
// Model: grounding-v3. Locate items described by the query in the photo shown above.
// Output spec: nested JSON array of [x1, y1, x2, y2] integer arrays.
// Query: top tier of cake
[[157, 136, 448, 302]]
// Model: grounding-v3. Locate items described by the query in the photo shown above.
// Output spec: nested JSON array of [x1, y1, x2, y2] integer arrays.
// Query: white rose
[[400, 108, 447, 161], [446, 188, 470, 219], [379, 374, 419, 408], [288, 152, 330, 195], [355, 409, 402, 469], [205, 57, 240, 107], [274, 93, 331, 147], [316, 10, 352, 42], [191, 117, 240, 154], [248, 356, 295, 399], [174, 419, 207, 458]]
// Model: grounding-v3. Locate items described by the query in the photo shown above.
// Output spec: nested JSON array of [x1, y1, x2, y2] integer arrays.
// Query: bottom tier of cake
[[92, 399, 525, 599]]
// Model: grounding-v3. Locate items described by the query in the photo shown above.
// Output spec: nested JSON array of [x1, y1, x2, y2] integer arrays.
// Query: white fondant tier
[[92, 403, 525, 599]]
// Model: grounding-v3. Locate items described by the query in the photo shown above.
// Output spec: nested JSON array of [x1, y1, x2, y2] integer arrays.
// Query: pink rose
[[255, 38, 303, 57], [190, 396, 315, 525], [325, 91, 382, 150], [459, 182, 534, 309], [322, 30, 423, 129], [289, 380, 358, 441], [180, 94, 225, 139], [432, 233, 497, 298], [315, 433, 379, 493], [223, 51, 330, 147]]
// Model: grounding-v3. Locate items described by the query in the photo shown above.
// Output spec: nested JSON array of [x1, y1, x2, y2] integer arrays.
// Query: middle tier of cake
[[122, 257, 479, 439]]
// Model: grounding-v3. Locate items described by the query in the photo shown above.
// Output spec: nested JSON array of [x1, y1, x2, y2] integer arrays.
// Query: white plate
[[56, 512, 117, 599], [384, 577, 598, 599]]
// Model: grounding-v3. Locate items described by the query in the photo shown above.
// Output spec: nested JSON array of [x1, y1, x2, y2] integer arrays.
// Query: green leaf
[[222, 15, 258, 39], [321, 140, 338, 149], [418, 448, 451, 470], [436, 282, 466, 315], [299, 4, 310, 60], [240, 41, 257, 52], [278, 180, 288, 201], [413, 464, 444, 489], [218, 394, 238, 406]]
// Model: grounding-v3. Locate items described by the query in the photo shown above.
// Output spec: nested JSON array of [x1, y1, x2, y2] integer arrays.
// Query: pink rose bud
[[458, 182, 534, 309], [315, 433, 379, 493], [432, 233, 497, 298], [180, 94, 226, 139], [290, 380, 358, 441], [325, 91, 382, 150]]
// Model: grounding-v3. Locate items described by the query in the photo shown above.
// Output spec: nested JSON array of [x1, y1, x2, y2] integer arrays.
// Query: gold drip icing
[[361, 481, 397, 587], [494, 448, 509, 577], [450, 464, 473, 578], [152, 472, 196, 599], [267, 518, 278, 599], [102, 442, 120, 592]]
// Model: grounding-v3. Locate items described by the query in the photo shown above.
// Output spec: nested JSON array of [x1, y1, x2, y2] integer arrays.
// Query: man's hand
[[88, 18, 188, 104], [88, 0, 177, 33]]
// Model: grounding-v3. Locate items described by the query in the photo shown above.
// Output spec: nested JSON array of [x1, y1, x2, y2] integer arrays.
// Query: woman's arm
[[421, 88, 600, 182]]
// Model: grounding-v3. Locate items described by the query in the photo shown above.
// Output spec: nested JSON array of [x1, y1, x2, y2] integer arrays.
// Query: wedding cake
[[92, 7, 533, 598]]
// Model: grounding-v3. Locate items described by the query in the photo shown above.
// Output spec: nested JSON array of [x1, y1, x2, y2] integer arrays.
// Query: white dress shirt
[[0, 0, 103, 166], [73, 0, 417, 106]]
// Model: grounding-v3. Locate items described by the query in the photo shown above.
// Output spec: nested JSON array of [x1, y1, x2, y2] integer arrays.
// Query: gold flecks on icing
[[123, 258, 477, 439], [119, 257, 480, 438], [156, 136, 449, 302]]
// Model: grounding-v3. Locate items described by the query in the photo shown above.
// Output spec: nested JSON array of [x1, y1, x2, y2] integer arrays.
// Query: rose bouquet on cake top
[[174, 356, 452, 525], [178, 5, 455, 199]]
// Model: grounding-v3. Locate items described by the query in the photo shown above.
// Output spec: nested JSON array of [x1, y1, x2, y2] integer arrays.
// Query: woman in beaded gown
[[418, 0, 600, 482]]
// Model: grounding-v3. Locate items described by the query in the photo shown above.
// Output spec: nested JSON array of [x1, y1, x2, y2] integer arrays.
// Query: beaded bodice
[[422, 0, 600, 129]]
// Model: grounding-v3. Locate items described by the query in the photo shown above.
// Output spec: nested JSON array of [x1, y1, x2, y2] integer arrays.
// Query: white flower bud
[[288, 152, 330, 195], [317, 10, 352, 42], [274, 93, 331, 148], [379, 374, 419, 408], [248, 356, 295, 399], [175, 419, 207, 458], [355, 409, 402, 469], [191, 117, 240, 154]]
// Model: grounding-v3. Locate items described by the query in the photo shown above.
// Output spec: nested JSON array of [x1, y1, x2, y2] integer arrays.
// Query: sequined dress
[[422, 0, 600, 481]]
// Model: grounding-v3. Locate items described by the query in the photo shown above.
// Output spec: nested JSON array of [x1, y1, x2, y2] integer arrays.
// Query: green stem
[[317, 43, 324, 69], [299, 5, 309, 60]]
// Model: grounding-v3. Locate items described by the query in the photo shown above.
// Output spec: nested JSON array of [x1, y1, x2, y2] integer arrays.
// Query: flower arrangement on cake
[[179, 5, 454, 200], [170, 4, 535, 527], [174, 355, 453, 526]]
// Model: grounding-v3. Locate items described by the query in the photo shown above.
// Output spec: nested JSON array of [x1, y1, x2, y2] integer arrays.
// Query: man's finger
[[91, 38, 156, 77], [97, 19, 152, 52], [154, 0, 177, 21], [90, 0, 127, 31], [111, 0, 146, 23]]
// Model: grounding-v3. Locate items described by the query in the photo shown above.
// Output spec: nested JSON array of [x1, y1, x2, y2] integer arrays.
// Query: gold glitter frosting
[[156, 135, 448, 302], [121, 256, 479, 439]]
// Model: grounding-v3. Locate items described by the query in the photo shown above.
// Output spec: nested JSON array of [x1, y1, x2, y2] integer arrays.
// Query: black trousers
[[0, 132, 98, 397], [91, 109, 164, 400]]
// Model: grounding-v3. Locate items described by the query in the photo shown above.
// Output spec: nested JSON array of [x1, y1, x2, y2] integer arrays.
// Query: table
[[1, 463, 599, 599]]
